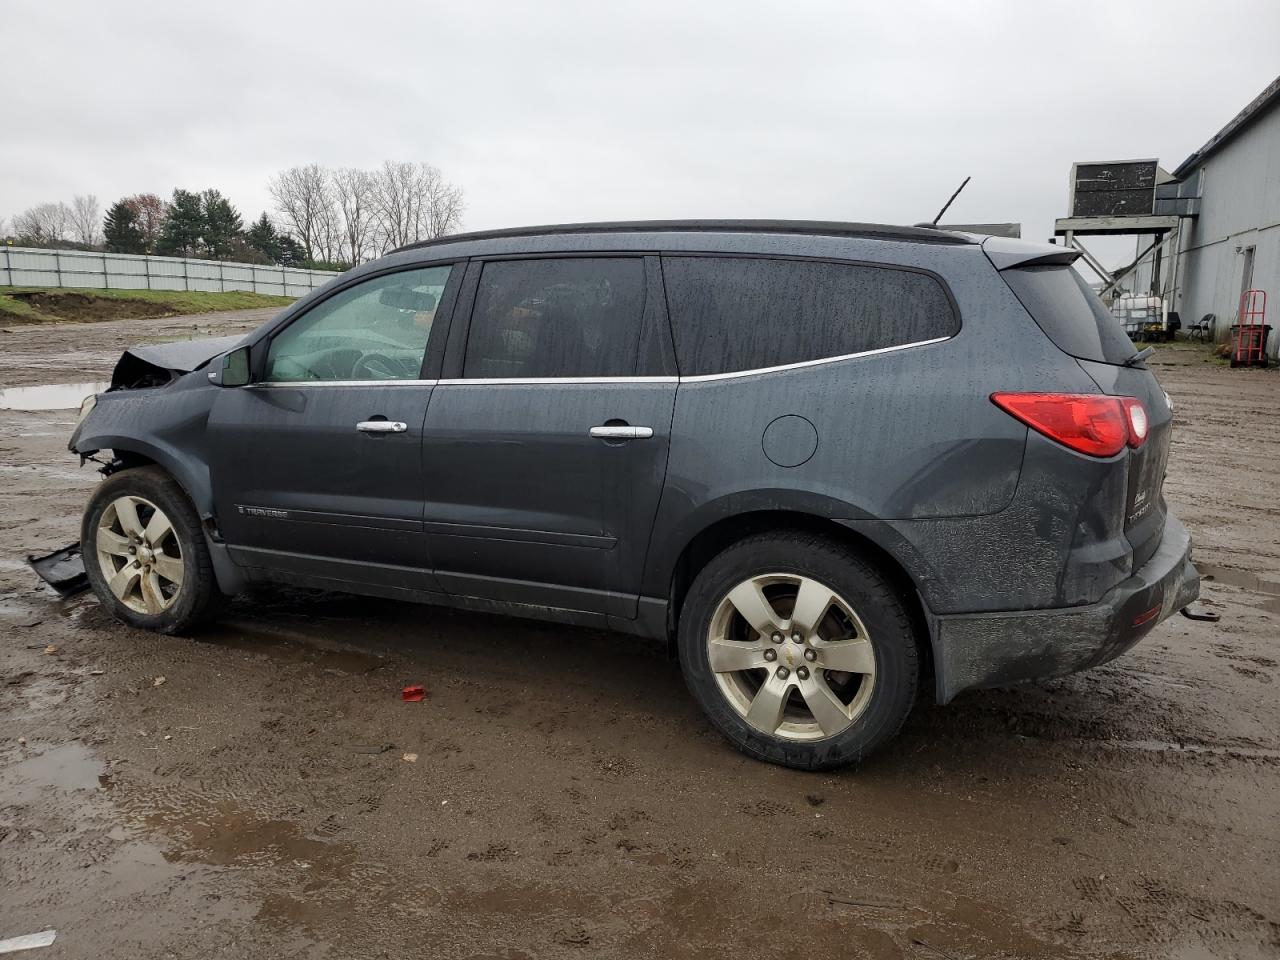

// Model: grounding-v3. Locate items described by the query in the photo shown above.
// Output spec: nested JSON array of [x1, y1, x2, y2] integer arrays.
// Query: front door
[[208, 263, 457, 594], [421, 256, 676, 618]]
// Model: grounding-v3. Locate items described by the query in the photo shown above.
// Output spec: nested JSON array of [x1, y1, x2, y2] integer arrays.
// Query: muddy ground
[[0, 314, 1276, 959]]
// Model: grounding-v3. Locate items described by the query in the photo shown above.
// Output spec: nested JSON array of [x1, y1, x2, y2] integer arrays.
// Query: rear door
[[420, 255, 676, 618], [207, 263, 459, 592]]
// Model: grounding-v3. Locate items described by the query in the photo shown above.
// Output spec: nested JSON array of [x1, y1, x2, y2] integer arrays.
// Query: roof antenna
[[930, 176, 971, 226]]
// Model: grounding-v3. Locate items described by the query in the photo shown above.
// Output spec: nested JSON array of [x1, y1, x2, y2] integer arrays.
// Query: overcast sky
[[4, 0, 1278, 267]]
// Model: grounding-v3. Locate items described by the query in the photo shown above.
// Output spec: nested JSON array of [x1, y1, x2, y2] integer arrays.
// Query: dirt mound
[[8, 291, 176, 323]]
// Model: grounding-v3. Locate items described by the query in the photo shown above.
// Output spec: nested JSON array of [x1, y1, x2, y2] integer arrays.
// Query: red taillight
[[991, 393, 1148, 458]]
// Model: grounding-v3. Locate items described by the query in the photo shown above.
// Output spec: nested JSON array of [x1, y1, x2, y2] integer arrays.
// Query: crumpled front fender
[[70, 376, 218, 519]]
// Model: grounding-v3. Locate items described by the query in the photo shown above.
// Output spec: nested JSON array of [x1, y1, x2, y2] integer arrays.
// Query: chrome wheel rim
[[707, 573, 876, 742], [95, 495, 184, 615]]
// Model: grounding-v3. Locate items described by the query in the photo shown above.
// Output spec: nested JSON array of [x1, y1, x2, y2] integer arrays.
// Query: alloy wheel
[[707, 573, 876, 741], [94, 495, 184, 615]]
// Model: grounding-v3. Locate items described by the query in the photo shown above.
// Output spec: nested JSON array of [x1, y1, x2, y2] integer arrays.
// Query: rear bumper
[[929, 511, 1199, 703]]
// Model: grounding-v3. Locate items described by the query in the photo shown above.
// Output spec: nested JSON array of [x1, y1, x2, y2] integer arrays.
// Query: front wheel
[[678, 532, 919, 770], [81, 466, 221, 634]]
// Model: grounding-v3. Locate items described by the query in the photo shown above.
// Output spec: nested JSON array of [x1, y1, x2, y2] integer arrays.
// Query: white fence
[[0, 246, 341, 298]]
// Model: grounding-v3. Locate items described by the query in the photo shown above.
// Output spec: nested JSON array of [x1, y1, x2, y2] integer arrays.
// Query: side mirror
[[209, 346, 251, 387]]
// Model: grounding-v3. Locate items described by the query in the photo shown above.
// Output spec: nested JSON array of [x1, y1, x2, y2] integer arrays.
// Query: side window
[[266, 265, 451, 381], [661, 256, 958, 376], [463, 258, 646, 378]]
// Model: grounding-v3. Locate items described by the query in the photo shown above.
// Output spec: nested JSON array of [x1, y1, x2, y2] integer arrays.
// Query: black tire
[[81, 466, 222, 635], [677, 531, 919, 770]]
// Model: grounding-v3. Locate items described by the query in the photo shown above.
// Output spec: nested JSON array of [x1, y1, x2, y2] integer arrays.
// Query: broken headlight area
[[110, 334, 245, 390], [74, 392, 97, 429]]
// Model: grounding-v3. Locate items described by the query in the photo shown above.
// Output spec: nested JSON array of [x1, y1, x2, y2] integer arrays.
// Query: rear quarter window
[[661, 256, 957, 376], [1001, 265, 1136, 365]]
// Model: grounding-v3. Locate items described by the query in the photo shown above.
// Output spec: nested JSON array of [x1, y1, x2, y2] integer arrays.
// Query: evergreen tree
[[275, 235, 306, 266], [246, 212, 280, 262], [102, 199, 146, 254], [202, 189, 244, 259], [157, 189, 206, 257]]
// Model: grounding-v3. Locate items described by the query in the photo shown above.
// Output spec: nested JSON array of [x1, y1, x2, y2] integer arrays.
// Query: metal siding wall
[[0, 247, 338, 298], [1176, 103, 1280, 357]]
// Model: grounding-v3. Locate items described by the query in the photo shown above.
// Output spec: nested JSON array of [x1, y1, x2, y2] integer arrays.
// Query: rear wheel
[[678, 531, 918, 770], [82, 466, 221, 634]]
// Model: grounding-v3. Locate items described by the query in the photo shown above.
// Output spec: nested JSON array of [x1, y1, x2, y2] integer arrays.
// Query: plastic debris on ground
[[26, 542, 88, 596], [0, 929, 57, 954]]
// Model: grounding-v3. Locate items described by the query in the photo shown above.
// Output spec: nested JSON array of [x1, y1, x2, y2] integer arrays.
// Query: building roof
[[393, 219, 973, 253], [1173, 74, 1280, 179]]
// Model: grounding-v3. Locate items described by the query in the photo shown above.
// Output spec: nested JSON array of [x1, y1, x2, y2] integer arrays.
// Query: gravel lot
[[1, 312, 1277, 959]]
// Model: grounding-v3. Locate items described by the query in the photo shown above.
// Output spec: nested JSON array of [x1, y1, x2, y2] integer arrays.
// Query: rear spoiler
[[981, 235, 1081, 271]]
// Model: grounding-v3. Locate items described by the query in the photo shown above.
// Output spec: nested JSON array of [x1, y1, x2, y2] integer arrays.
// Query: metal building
[[1126, 76, 1280, 356]]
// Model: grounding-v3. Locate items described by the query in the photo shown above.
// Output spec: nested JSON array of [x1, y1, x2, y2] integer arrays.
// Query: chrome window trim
[[250, 337, 949, 388], [436, 376, 679, 386], [254, 379, 439, 388], [677, 335, 951, 383]]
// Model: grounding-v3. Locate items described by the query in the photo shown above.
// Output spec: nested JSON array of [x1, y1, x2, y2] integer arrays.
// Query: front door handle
[[590, 425, 654, 440], [357, 420, 408, 434]]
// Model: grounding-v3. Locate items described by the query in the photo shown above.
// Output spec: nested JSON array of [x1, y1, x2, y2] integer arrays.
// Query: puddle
[[0, 381, 108, 410], [5, 741, 104, 802], [1100, 738, 1280, 760], [0, 597, 43, 625], [1198, 563, 1280, 595], [0, 741, 256, 945], [2, 742, 112, 821], [1198, 563, 1280, 614], [143, 799, 357, 871]]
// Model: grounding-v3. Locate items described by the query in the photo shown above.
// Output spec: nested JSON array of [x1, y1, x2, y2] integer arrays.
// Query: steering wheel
[[306, 348, 363, 381], [352, 352, 414, 380]]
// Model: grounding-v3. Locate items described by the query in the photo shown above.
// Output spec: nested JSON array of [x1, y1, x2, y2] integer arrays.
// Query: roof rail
[[392, 219, 974, 253]]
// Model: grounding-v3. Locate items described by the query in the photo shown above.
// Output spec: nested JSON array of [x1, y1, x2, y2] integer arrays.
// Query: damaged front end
[[108, 334, 245, 390], [33, 335, 245, 597], [68, 334, 243, 456]]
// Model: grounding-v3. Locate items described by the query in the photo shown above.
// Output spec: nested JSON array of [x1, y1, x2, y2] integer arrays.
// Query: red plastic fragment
[[401, 685, 426, 702]]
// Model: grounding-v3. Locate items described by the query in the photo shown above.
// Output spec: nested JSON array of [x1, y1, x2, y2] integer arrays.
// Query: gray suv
[[68, 220, 1200, 769]]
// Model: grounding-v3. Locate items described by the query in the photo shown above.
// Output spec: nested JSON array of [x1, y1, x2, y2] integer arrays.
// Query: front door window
[[267, 266, 451, 381]]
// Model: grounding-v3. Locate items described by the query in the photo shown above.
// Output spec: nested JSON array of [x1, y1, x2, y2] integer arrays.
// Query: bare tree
[[269, 161, 463, 263], [269, 164, 338, 263], [370, 161, 464, 252], [333, 167, 377, 264], [315, 187, 342, 264], [70, 194, 101, 247], [370, 161, 417, 251], [422, 175, 465, 242], [0, 215, 8, 239], [12, 202, 72, 246]]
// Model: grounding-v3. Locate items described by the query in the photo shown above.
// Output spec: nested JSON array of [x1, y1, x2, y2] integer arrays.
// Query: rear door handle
[[590, 425, 654, 440], [357, 420, 408, 434]]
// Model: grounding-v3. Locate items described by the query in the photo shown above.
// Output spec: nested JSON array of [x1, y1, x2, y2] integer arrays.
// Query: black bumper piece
[[930, 511, 1200, 703]]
